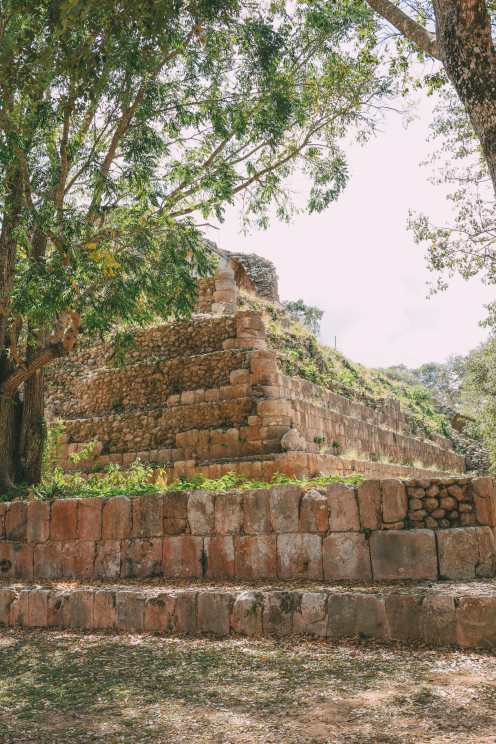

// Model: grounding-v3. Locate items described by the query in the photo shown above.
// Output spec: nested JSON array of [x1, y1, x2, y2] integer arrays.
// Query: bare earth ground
[[1, 631, 496, 743]]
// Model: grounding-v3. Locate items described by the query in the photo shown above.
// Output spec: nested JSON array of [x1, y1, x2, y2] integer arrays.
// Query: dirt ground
[[1, 630, 496, 743]]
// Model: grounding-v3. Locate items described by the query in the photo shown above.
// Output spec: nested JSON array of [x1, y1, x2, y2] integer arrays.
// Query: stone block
[[0, 589, 16, 625], [270, 485, 301, 533], [456, 595, 496, 648], [116, 591, 145, 632], [327, 484, 360, 532], [34, 542, 63, 579], [204, 536, 235, 578], [0, 542, 14, 578], [51, 499, 78, 541], [243, 489, 270, 533], [61, 540, 95, 579], [13, 543, 34, 579], [381, 480, 407, 523], [26, 501, 50, 543], [144, 593, 175, 633], [27, 590, 49, 628], [132, 493, 163, 537], [385, 593, 423, 641], [421, 591, 457, 646], [292, 592, 327, 638], [10, 591, 29, 626], [174, 591, 198, 634], [277, 534, 323, 579], [263, 592, 297, 637], [437, 528, 479, 580], [327, 593, 389, 640], [5, 501, 27, 541], [299, 489, 329, 533], [102, 497, 131, 539], [323, 533, 372, 581], [0, 503, 6, 539], [234, 535, 277, 579], [214, 492, 243, 534], [47, 591, 67, 627], [163, 535, 203, 578], [78, 498, 102, 540], [94, 590, 117, 629], [472, 477, 496, 526], [370, 530, 438, 581], [187, 491, 215, 535], [163, 492, 188, 535], [197, 592, 234, 636], [121, 538, 163, 578], [231, 591, 264, 636], [357, 480, 381, 530], [67, 590, 94, 630], [476, 526, 496, 577], [94, 540, 121, 579]]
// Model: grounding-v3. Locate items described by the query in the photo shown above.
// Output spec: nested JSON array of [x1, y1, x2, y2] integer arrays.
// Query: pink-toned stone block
[[51, 499, 78, 541], [235, 535, 277, 579], [34, 542, 63, 579], [163, 535, 203, 578], [116, 591, 145, 632], [102, 497, 131, 539], [47, 591, 68, 626], [214, 493, 243, 534], [381, 480, 407, 524], [174, 591, 198, 634], [327, 484, 360, 532], [187, 491, 215, 535], [67, 590, 94, 630], [121, 538, 163, 578], [94, 540, 121, 579], [5, 501, 27, 541], [299, 489, 329, 533], [10, 590, 29, 627], [132, 493, 163, 537], [293, 592, 327, 638], [197, 591, 234, 636], [78, 498, 102, 540], [0, 542, 14, 578], [94, 590, 117, 629], [163, 492, 188, 535], [437, 528, 479, 580], [370, 530, 438, 581], [472, 477, 496, 526], [61, 540, 96, 579], [456, 595, 496, 648], [0, 589, 16, 625], [270, 485, 301, 533], [357, 480, 382, 530], [231, 591, 264, 636], [205, 536, 235, 578], [27, 501, 50, 543], [327, 593, 389, 640], [13, 543, 34, 579], [277, 534, 322, 579], [323, 533, 372, 581], [144, 593, 175, 633], [243, 489, 270, 534], [263, 592, 295, 637], [27, 590, 49, 628]]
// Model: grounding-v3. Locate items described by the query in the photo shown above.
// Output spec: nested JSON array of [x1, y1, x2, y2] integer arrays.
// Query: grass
[[1, 630, 496, 742], [4, 462, 364, 502]]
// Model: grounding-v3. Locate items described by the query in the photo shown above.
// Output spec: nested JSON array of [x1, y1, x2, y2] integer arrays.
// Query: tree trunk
[[19, 369, 45, 485], [0, 390, 21, 493]]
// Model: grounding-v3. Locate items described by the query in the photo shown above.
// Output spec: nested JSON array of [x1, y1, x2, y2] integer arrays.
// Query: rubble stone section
[[1, 477, 495, 583], [2, 582, 496, 648]]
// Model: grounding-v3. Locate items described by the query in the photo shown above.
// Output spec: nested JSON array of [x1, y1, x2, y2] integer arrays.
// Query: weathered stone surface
[[10, 591, 29, 627], [243, 489, 270, 533], [204, 536, 235, 578], [174, 591, 198, 634], [422, 591, 457, 646], [293, 592, 327, 638], [0, 589, 16, 625], [277, 534, 322, 579], [5, 502, 27, 541], [102, 497, 131, 540], [299, 489, 329, 533], [77, 498, 102, 540], [328, 593, 389, 640], [121, 538, 163, 578], [132, 493, 163, 537], [231, 591, 264, 636], [51, 499, 78, 541], [0, 542, 14, 578], [357, 480, 382, 530], [94, 590, 117, 629], [116, 591, 145, 632], [381, 480, 407, 523], [163, 535, 203, 578], [476, 526, 496, 578], [144, 593, 175, 633], [437, 528, 479, 580], [472, 477, 496, 526], [385, 594, 423, 641], [67, 590, 94, 630], [456, 595, 496, 648], [270, 485, 301, 533], [187, 491, 215, 535], [47, 591, 67, 626], [370, 530, 438, 581], [323, 533, 372, 581], [263, 592, 296, 637], [163, 492, 188, 535], [234, 535, 277, 579], [94, 540, 121, 579], [61, 540, 95, 579], [27, 589, 49, 628], [327, 484, 360, 532], [27, 501, 50, 543], [197, 592, 234, 636], [13, 543, 34, 579], [34, 542, 63, 579], [214, 493, 243, 534]]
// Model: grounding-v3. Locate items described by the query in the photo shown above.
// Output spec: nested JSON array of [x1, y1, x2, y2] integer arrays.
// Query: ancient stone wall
[[1, 477, 495, 584]]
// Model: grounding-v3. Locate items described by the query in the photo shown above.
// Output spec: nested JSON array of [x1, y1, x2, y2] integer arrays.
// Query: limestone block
[[293, 592, 327, 638], [116, 591, 145, 632], [234, 535, 277, 579], [0, 542, 14, 579], [327, 484, 360, 532], [61, 540, 95, 579], [204, 536, 235, 578], [263, 592, 296, 637], [197, 592, 234, 636], [323, 533, 372, 581], [163, 535, 203, 578], [102, 497, 131, 540], [5, 501, 27, 541], [94, 590, 117, 630], [476, 526, 496, 577], [187, 491, 215, 535], [121, 538, 163, 579], [456, 595, 496, 648], [299, 489, 329, 533], [27, 590, 49, 628], [174, 591, 198, 635], [131, 493, 163, 538], [327, 593, 389, 640], [231, 591, 264, 636], [163, 492, 188, 535], [144, 593, 175, 633], [77, 498, 102, 540], [243, 489, 271, 534], [269, 485, 301, 533], [12, 543, 34, 580], [357, 480, 381, 530], [0, 589, 16, 625], [215, 492, 243, 534], [67, 590, 94, 630], [370, 530, 438, 581], [422, 591, 457, 646], [10, 590, 29, 627], [277, 534, 323, 579], [34, 542, 64, 580], [94, 540, 121, 579], [437, 528, 479, 580], [381, 480, 407, 523], [26, 501, 50, 543], [472, 477, 496, 526], [385, 594, 423, 641], [47, 591, 68, 627]]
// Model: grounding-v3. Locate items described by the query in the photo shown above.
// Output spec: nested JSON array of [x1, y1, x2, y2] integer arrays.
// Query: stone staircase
[[2, 476, 496, 648]]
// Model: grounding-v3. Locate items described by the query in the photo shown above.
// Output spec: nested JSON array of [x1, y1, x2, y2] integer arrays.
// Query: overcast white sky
[[209, 98, 494, 370]]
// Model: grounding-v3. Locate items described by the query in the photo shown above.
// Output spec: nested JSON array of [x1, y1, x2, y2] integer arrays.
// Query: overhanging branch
[[366, 0, 442, 60]]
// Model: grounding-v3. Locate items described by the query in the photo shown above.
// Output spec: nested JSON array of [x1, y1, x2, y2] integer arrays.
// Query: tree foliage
[[283, 298, 324, 335]]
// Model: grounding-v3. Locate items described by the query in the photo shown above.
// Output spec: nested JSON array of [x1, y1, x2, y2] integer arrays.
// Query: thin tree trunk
[[19, 369, 45, 485], [0, 390, 21, 493]]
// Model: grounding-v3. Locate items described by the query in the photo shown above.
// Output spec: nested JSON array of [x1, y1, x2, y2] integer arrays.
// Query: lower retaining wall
[[2, 581, 496, 649]]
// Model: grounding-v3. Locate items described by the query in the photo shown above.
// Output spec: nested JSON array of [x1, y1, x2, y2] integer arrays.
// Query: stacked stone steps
[[2, 578, 496, 649]]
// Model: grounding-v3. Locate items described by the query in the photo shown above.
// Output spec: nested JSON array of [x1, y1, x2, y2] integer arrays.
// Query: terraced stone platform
[[2, 578, 496, 649]]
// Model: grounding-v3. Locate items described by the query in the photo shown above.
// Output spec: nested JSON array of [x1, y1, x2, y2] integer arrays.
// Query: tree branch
[[366, 0, 442, 59]]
